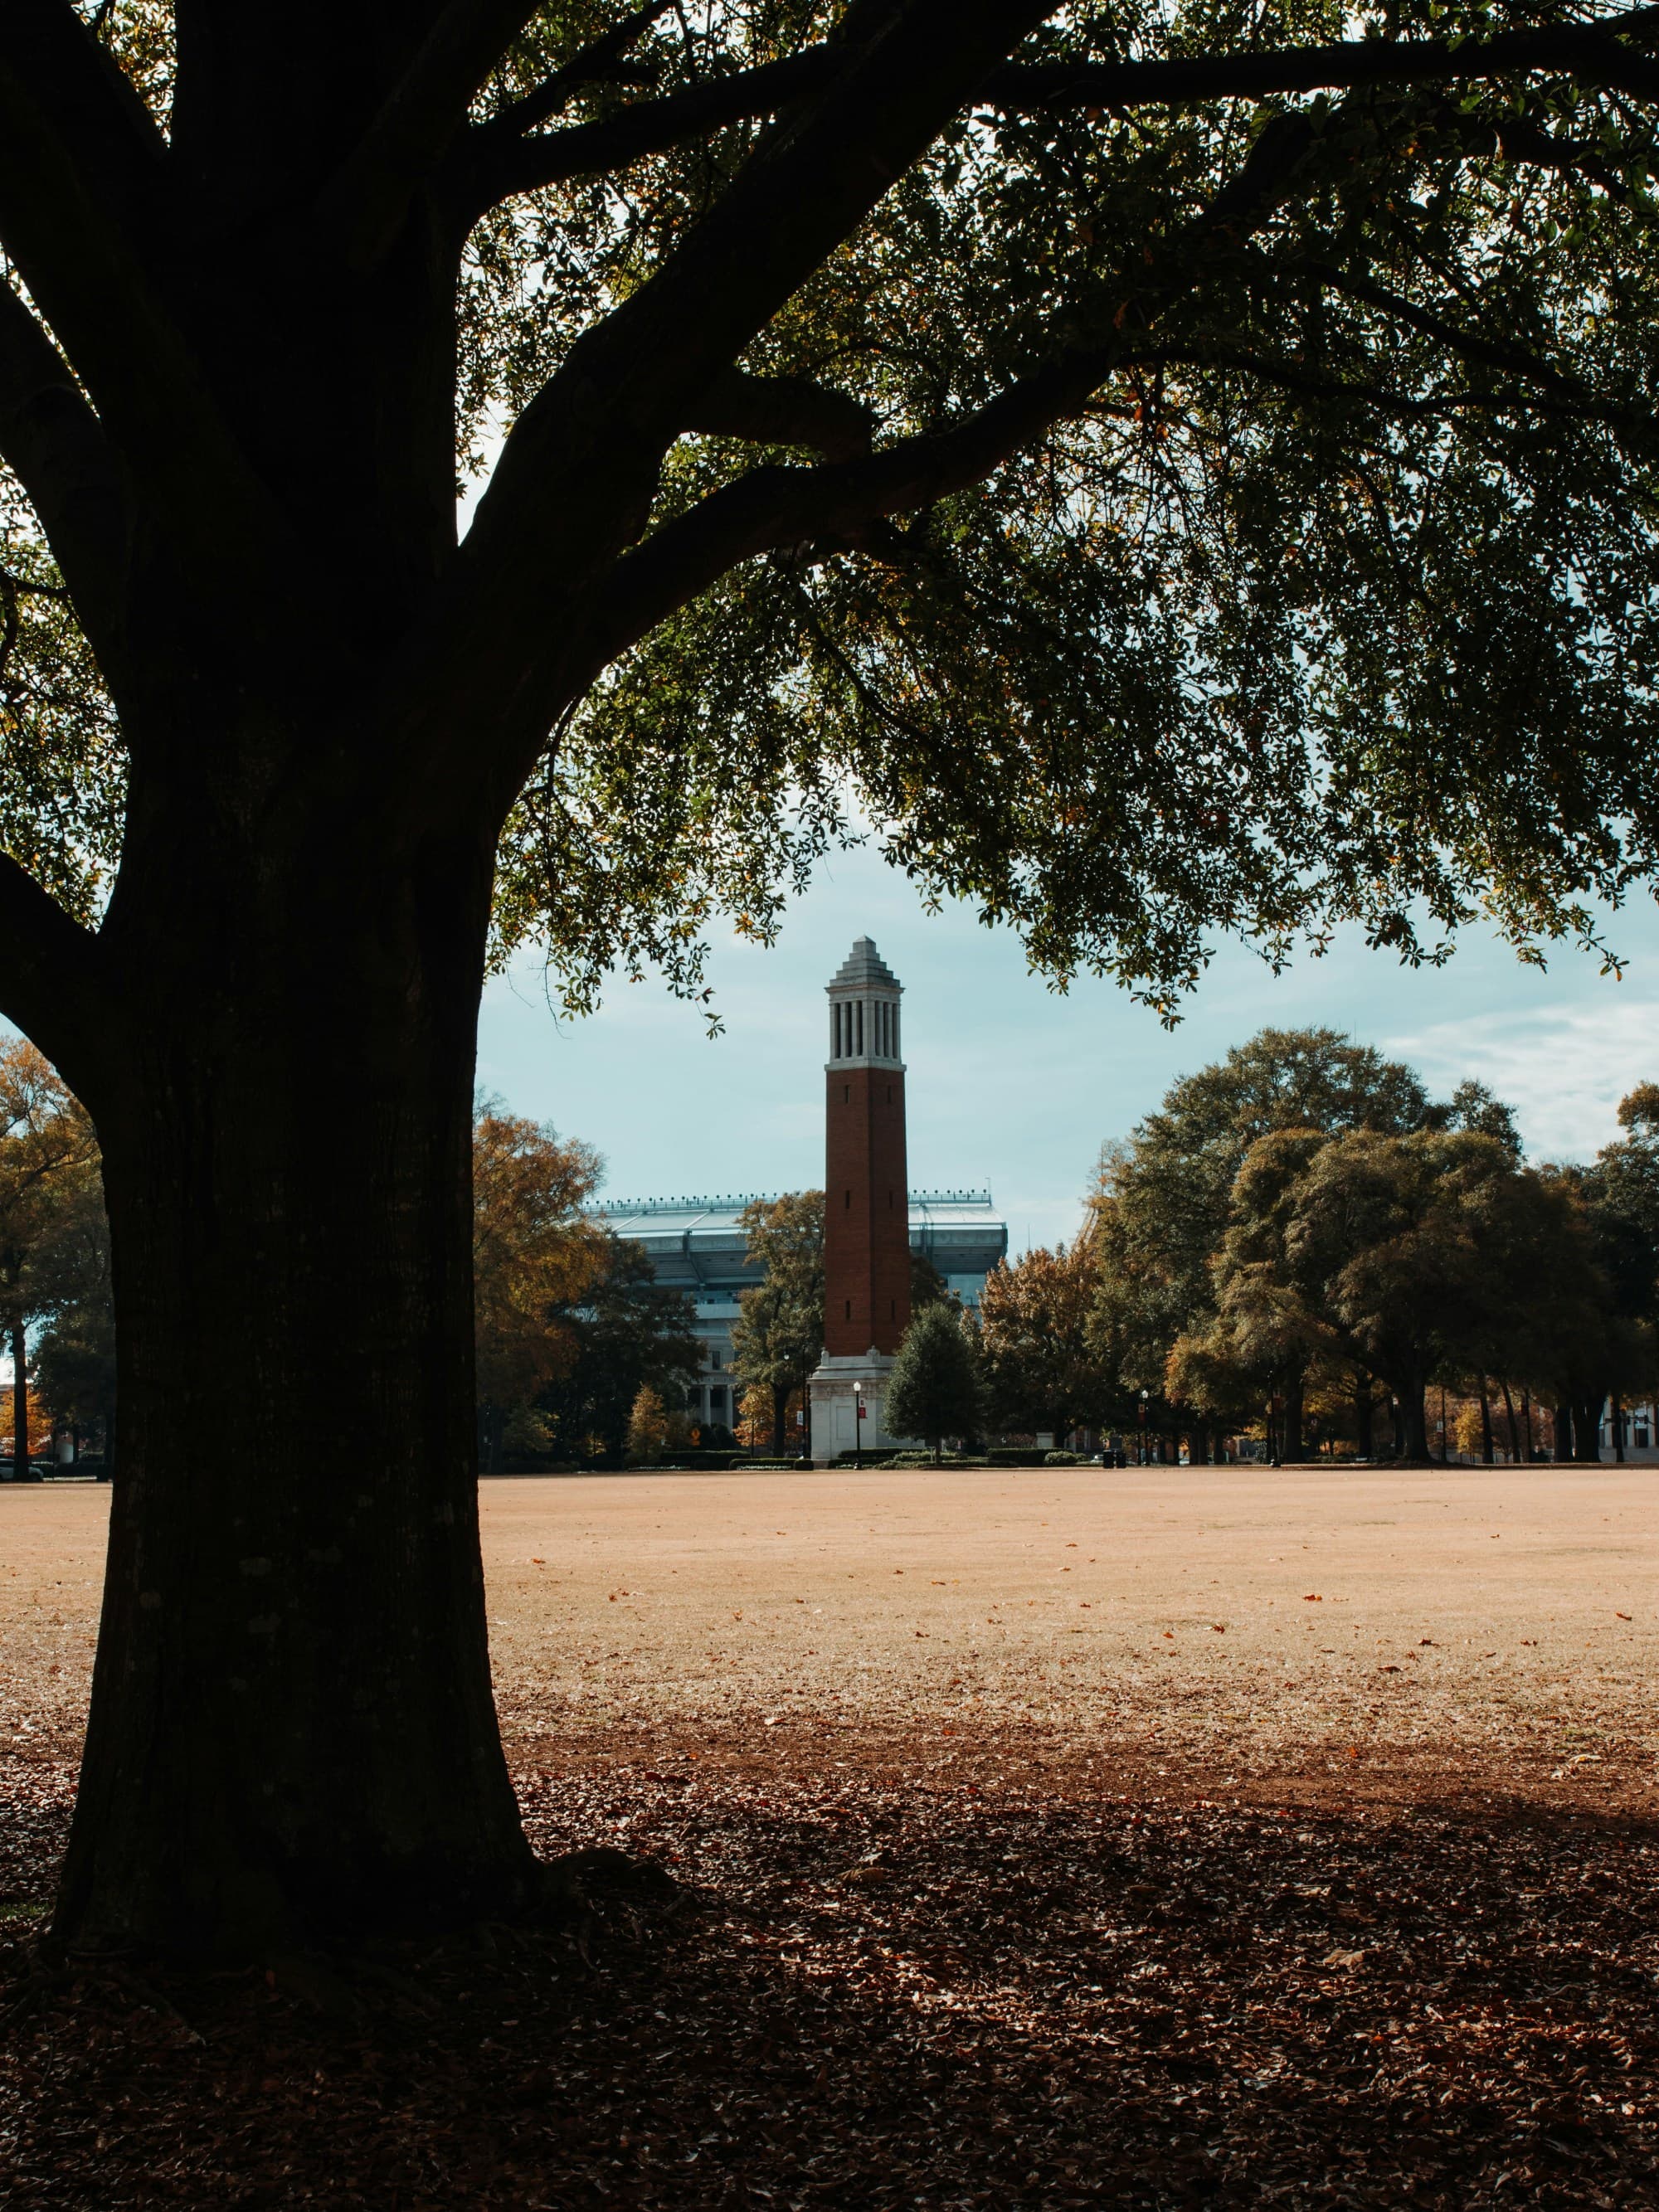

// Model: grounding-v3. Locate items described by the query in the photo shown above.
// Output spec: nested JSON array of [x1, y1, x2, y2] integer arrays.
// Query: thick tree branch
[[681, 370, 875, 459], [0, 284, 131, 675], [979, 9, 1659, 113], [460, 49, 835, 211], [323, 0, 549, 266], [465, 7, 1659, 213], [484, 0, 680, 141], [0, 18, 299, 630], [582, 109, 1326, 672], [0, 852, 114, 1101]]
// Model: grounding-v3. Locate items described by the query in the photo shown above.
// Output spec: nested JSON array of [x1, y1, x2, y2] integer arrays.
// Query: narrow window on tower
[[889, 1299, 895, 1318], [857, 999, 864, 1053], [844, 1299, 851, 1320], [844, 1189, 851, 1208], [833, 1004, 840, 1057]]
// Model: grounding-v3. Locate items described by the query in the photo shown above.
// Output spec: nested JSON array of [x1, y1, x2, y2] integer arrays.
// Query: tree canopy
[[10, 2, 1659, 1048]]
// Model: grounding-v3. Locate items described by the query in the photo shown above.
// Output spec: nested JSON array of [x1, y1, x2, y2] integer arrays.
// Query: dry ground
[[2, 1465, 1657, 2208]]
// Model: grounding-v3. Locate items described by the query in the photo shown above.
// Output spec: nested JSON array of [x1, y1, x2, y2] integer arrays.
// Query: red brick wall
[[824, 1066, 911, 1355]]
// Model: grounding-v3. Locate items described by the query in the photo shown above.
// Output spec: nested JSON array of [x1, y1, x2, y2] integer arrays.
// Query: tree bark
[[54, 850, 538, 1961], [1554, 1402, 1573, 1462], [1520, 1388, 1535, 1461], [1612, 1392, 1625, 1465], [1478, 1381, 1494, 1466]]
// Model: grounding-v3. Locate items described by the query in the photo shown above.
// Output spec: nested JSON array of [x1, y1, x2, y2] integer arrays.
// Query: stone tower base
[[809, 1349, 909, 1461]]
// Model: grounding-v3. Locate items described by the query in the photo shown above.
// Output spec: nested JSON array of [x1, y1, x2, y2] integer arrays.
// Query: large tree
[[7, 4, 1659, 1954]]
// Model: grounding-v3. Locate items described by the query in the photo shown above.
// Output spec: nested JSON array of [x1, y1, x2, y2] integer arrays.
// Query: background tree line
[[979, 1028, 1659, 1466]]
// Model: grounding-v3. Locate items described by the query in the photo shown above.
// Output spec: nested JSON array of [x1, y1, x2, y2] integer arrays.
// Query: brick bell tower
[[810, 936, 911, 1460]]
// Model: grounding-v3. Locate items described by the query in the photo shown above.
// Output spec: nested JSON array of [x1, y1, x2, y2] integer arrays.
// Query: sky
[[477, 839, 1659, 1260]]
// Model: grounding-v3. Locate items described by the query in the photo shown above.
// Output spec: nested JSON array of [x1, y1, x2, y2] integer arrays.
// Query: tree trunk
[[1554, 1402, 1573, 1462], [1574, 1395, 1604, 1464], [1520, 1389, 1535, 1461], [7, 1312, 24, 1478], [55, 857, 538, 1961], [1478, 1382, 1494, 1466], [1282, 1373, 1305, 1462], [1500, 1378, 1520, 1463], [1399, 1379, 1431, 1462], [1355, 1379, 1374, 1460], [1612, 1393, 1626, 1465]]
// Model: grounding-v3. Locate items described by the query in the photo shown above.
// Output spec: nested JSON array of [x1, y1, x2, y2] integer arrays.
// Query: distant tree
[[538, 1238, 703, 1464], [31, 1164, 116, 1468], [1092, 1028, 1432, 1458], [626, 1385, 669, 1466], [731, 1192, 825, 1453], [1433, 1079, 1523, 1157], [1272, 1130, 1587, 1461], [979, 1239, 1103, 1441], [0, 1038, 97, 1478], [472, 1103, 606, 1471], [885, 1302, 985, 1466]]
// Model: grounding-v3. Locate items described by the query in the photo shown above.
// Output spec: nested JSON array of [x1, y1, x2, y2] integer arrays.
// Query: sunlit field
[[4, 1466, 1657, 2208]]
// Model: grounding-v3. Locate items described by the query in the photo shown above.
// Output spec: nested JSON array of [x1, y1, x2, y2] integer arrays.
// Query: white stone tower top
[[825, 936, 903, 1067]]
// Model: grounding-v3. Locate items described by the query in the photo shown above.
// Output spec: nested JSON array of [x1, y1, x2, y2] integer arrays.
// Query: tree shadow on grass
[[2, 1757, 1656, 2208]]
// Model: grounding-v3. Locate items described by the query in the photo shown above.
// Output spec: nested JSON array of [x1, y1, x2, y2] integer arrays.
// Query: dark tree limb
[[460, 48, 836, 211], [0, 853, 114, 1101], [681, 370, 875, 459], [579, 99, 1331, 670], [977, 10, 1659, 114], [453, 0, 1051, 625], [0, 283, 132, 678], [323, 0, 550, 265], [483, 0, 680, 140], [465, 7, 1659, 211], [0, 11, 288, 602]]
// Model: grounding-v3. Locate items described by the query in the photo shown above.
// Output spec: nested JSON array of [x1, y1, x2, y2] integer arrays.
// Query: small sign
[[856, 1398, 866, 1422]]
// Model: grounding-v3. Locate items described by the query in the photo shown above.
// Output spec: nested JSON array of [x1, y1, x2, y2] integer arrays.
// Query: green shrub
[[1044, 1450, 1083, 1465]]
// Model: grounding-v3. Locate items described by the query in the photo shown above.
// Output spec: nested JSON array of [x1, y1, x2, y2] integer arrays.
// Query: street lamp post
[[1138, 1388, 1149, 1466]]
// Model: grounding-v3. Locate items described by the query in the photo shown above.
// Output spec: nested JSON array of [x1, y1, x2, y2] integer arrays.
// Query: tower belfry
[[810, 936, 912, 1457]]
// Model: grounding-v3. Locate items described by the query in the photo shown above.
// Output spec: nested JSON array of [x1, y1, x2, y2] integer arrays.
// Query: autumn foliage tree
[[978, 1238, 1103, 1441], [9, 3, 1659, 1956], [730, 1191, 824, 1453], [0, 1034, 97, 1478], [472, 1101, 606, 1468]]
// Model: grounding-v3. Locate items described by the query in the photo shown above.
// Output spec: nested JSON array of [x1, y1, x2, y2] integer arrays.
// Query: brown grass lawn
[[2, 1465, 1657, 2209]]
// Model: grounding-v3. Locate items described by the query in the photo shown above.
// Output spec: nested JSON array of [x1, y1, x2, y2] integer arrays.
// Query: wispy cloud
[[1387, 996, 1659, 1163]]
